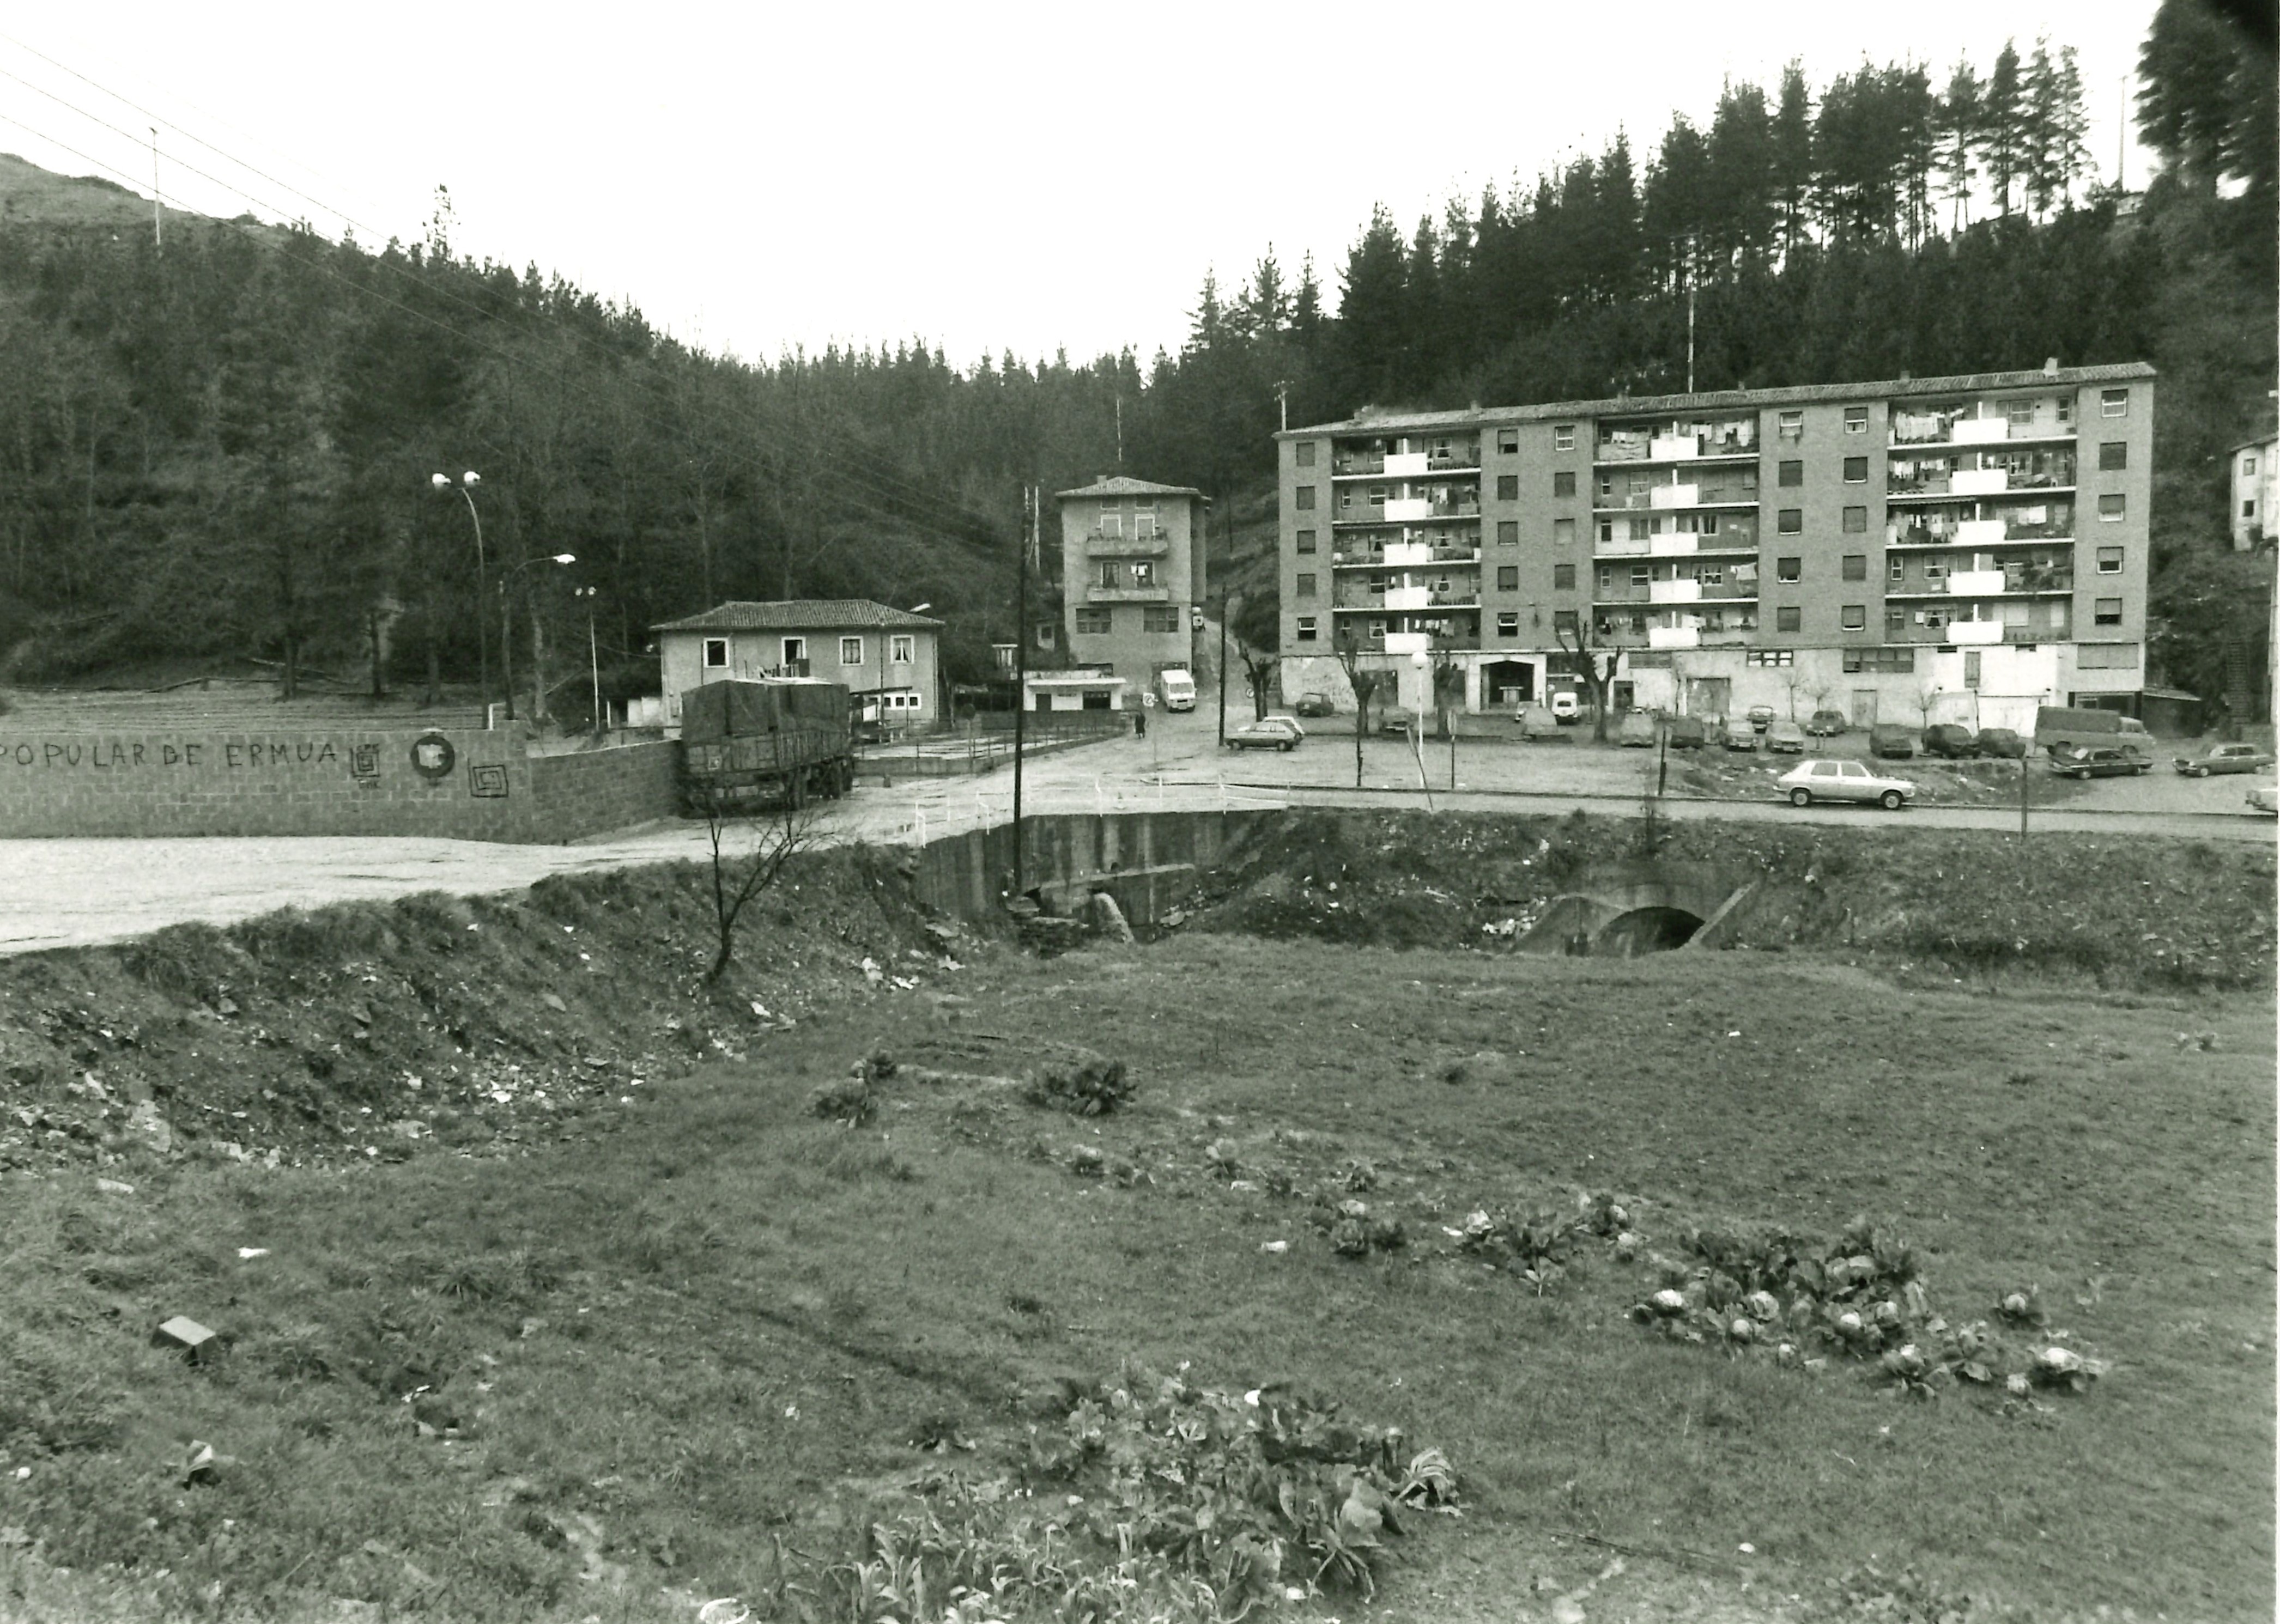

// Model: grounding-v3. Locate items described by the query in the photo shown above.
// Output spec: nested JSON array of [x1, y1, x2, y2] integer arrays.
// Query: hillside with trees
[[0, 0, 2269, 710]]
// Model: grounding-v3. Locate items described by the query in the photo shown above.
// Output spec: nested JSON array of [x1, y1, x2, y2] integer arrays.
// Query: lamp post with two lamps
[[571, 585, 603, 734], [430, 471, 490, 716]]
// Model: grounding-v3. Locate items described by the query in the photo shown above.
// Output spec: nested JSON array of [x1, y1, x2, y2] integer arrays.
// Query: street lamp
[[497, 552, 577, 724], [571, 585, 602, 734], [432, 471, 489, 718]]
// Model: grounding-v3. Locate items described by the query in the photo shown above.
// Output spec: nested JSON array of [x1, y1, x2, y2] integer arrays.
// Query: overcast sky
[[1, 1, 2161, 370]]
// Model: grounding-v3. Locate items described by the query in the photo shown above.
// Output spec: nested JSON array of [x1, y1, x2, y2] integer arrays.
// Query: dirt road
[[1, 703, 2267, 955]]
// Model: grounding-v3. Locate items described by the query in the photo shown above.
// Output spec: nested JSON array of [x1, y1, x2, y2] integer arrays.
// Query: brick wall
[[0, 727, 678, 843]]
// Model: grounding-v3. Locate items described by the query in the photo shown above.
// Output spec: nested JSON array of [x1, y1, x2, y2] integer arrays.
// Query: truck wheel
[[1879, 789, 1904, 810], [1788, 788, 1812, 807]]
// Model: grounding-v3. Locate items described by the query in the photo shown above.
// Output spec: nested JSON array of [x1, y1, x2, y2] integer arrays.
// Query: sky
[[0, 1, 2163, 370]]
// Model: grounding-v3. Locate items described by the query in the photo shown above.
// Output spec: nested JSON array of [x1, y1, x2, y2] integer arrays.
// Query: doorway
[[1851, 689, 1878, 727], [1483, 659, 1533, 707]]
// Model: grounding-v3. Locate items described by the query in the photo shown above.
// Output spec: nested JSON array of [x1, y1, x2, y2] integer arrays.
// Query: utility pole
[[1217, 588, 1229, 746], [1274, 380, 1290, 433], [1684, 238, 1696, 396], [1012, 484, 1030, 899], [1114, 398, 1124, 470], [149, 127, 162, 252]]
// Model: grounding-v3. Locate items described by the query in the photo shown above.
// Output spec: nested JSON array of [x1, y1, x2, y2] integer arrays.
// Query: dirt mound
[[0, 847, 979, 1178]]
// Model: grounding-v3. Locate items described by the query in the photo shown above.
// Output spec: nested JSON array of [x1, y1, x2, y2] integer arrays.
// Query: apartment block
[[2230, 434, 2276, 551], [1275, 363, 2156, 731], [1056, 476, 1209, 697]]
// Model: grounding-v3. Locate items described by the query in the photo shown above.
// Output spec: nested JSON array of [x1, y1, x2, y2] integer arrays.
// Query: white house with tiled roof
[[652, 599, 944, 731], [1054, 476, 1209, 700]]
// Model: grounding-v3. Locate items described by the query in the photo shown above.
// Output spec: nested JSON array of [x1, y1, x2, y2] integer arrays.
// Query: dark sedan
[[2049, 744, 2152, 778], [2174, 743, 2276, 777]]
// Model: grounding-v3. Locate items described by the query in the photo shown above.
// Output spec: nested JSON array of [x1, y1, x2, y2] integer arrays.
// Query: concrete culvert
[[1594, 905, 1707, 956], [1516, 861, 1754, 957]]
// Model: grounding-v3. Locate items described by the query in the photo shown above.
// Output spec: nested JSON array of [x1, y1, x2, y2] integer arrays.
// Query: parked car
[[1721, 717, 1759, 751], [1514, 704, 1564, 739], [1378, 706, 1416, 737], [2247, 784, 2279, 815], [1549, 690, 1582, 725], [1616, 710, 1657, 747], [1665, 715, 1707, 749], [1975, 727, 2028, 759], [1869, 723, 1917, 759], [1921, 723, 1979, 759], [1223, 717, 1303, 751], [1806, 709, 1848, 737], [1778, 758, 1917, 810], [2174, 742, 2276, 777], [1264, 714, 1307, 739], [1293, 691, 1335, 718], [1764, 719, 1807, 753], [1745, 704, 1775, 732], [2048, 744, 2151, 778]]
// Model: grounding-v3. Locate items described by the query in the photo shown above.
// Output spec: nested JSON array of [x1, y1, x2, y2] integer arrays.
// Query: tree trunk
[[530, 604, 549, 723]]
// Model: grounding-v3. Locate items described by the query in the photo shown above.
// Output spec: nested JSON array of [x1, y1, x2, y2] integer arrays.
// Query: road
[[0, 701, 2267, 954]]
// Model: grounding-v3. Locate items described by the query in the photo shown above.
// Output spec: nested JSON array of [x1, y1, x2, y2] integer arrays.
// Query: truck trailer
[[678, 678, 854, 813]]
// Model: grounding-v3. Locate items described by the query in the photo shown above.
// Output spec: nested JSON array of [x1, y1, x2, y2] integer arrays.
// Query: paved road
[[0, 701, 2267, 955]]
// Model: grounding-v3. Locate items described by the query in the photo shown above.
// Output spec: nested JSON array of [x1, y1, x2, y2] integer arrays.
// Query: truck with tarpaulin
[[678, 678, 854, 812]]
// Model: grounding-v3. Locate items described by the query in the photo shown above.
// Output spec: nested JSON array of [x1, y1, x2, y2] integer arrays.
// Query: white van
[[1155, 669, 1197, 711], [1548, 689, 1581, 725]]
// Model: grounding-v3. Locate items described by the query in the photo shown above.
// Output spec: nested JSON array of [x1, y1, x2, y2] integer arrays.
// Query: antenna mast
[[149, 127, 161, 252]]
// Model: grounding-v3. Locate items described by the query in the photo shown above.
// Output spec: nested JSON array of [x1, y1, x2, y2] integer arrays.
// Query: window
[[2057, 396, 2072, 423], [1841, 554, 1867, 580], [1495, 520, 1519, 545], [1099, 508, 1122, 538], [1294, 485, 1315, 510], [1553, 563, 1575, 589], [1036, 621, 1056, 649], [1553, 609, 1579, 636], [1886, 604, 1906, 632], [700, 637, 729, 670], [2096, 545, 2123, 574], [1778, 460, 1803, 487], [891, 634, 915, 664], [1133, 512, 1157, 539], [1889, 556, 1905, 583], [781, 636, 807, 666], [1630, 563, 1651, 586], [2005, 399, 2036, 427], [1841, 605, 1867, 631], [1143, 606, 1180, 631], [1097, 561, 1123, 588], [1596, 565, 1613, 591], [1497, 610, 1520, 635], [1553, 518, 1575, 546], [1554, 424, 1575, 450], [1842, 506, 1867, 533], [1776, 556, 1801, 581], [1295, 615, 1317, 642], [1130, 560, 1155, 586], [2100, 387, 2129, 418], [1553, 470, 1577, 497], [1745, 649, 1794, 667], [1367, 485, 1387, 507], [2247, 499, 2260, 518], [1074, 607, 1111, 634], [1776, 606, 1801, 632], [1295, 573, 1317, 599], [1778, 509, 1803, 535], [1844, 406, 1869, 434], [2099, 442, 2127, 472], [2094, 598, 2123, 626], [1367, 619, 1385, 640], [1497, 565, 1520, 591], [1842, 456, 1868, 483], [2076, 641, 2137, 668], [2245, 453, 2260, 477], [1778, 410, 1804, 442], [1295, 441, 1315, 467], [840, 636, 864, 666], [1845, 647, 1915, 673], [1497, 474, 1520, 501], [1296, 528, 1317, 554], [1498, 428, 1520, 454], [2097, 493, 2126, 521]]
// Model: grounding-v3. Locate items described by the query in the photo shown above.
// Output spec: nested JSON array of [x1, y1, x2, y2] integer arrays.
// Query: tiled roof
[[1276, 363, 2161, 439], [1054, 475, 1209, 500], [651, 599, 944, 632]]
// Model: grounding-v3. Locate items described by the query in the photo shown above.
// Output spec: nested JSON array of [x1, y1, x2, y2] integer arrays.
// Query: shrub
[[1026, 1052, 1132, 1116]]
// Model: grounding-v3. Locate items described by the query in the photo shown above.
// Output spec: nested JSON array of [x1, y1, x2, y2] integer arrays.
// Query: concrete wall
[[912, 808, 1273, 926], [0, 727, 676, 843]]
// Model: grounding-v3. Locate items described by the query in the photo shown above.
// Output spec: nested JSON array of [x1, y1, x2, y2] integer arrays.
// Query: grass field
[[2, 928, 2270, 1623]]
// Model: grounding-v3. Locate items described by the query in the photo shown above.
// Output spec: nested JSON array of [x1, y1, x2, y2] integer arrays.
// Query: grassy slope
[[2, 928, 2270, 1623]]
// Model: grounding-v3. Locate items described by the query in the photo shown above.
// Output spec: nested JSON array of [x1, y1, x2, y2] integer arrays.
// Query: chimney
[[1899, 369, 1910, 382], [2043, 356, 2060, 377]]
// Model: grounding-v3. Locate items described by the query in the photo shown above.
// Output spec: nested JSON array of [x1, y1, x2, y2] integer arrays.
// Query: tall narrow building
[[1056, 476, 1209, 698], [1275, 364, 2154, 731]]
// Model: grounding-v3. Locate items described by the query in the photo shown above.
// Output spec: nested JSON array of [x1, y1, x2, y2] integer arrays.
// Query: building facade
[[2229, 435, 2276, 552], [651, 599, 944, 732], [1276, 364, 2156, 733], [1055, 476, 1208, 700]]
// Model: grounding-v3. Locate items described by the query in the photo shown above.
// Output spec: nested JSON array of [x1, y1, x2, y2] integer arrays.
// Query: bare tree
[[1332, 628, 1385, 789], [1554, 615, 1617, 743], [1780, 663, 1808, 720], [1228, 590, 1281, 722], [1913, 680, 1944, 728], [696, 785, 820, 986], [1430, 649, 1465, 738]]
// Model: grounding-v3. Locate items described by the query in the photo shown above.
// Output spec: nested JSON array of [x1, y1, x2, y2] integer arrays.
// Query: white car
[[1778, 758, 1917, 810], [2248, 784, 2279, 816], [1263, 714, 1307, 739]]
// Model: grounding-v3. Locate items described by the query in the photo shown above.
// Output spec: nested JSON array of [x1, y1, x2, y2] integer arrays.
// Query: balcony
[[1952, 467, 2009, 497], [1948, 621, 2004, 645], [1332, 545, 1478, 568], [1337, 499, 1479, 526], [1649, 578, 1701, 604], [1086, 531, 1169, 557], [1890, 407, 2076, 449], [1948, 569, 2008, 596], [1385, 452, 1429, 478], [1086, 585, 1170, 604], [1332, 454, 1385, 476], [1649, 626, 1701, 649], [1650, 483, 1701, 509], [1598, 484, 1757, 512], [1596, 419, 1759, 464]]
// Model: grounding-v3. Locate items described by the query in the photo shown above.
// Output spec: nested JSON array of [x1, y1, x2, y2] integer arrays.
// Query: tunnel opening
[[1592, 906, 1705, 956]]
